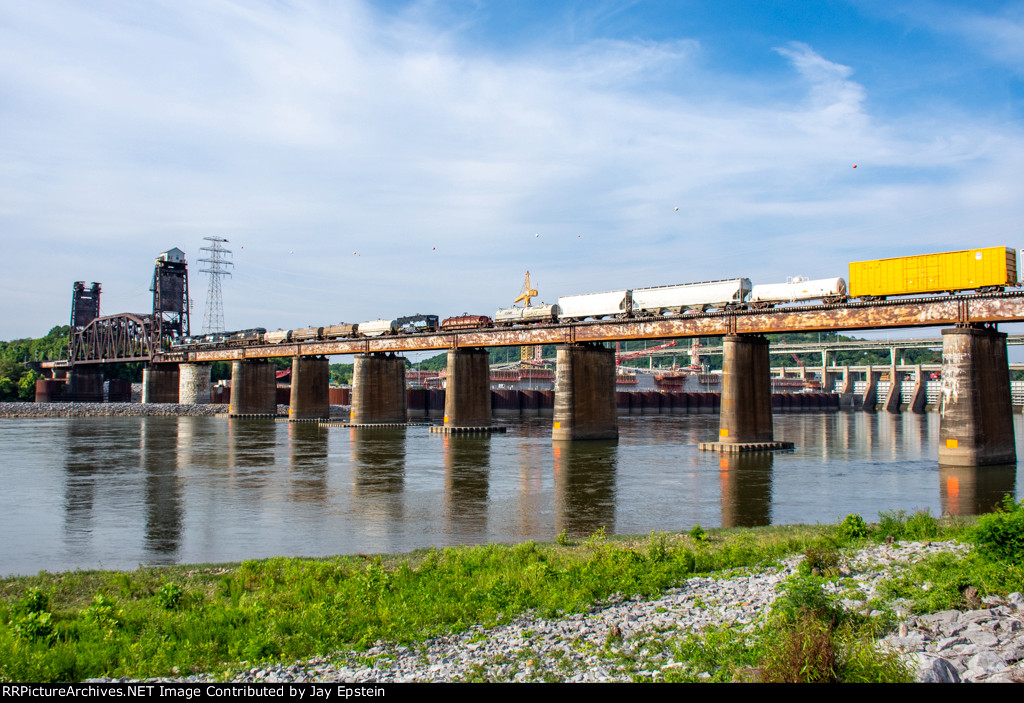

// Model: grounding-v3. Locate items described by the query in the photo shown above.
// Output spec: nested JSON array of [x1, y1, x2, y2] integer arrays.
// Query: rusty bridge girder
[[156, 292, 1024, 363]]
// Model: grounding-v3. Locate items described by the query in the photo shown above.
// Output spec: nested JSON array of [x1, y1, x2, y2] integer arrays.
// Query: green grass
[[0, 512, 1007, 683]]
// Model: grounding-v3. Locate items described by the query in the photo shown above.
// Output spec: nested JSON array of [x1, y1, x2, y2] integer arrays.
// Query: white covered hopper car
[[557, 290, 631, 321], [632, 278, 751, 315]]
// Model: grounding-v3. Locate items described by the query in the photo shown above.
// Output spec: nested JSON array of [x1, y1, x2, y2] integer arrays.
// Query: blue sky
[[1, 0, 1023, 342]]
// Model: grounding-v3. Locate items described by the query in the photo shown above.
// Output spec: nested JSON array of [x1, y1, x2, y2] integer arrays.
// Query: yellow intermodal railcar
[[848, 246, 1019, 299]]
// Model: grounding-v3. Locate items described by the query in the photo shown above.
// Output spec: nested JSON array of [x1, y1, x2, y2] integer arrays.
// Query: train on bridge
[[167, 246, 1020, 351]]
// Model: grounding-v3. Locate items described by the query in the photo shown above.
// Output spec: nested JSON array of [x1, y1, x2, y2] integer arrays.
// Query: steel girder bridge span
[[43, 291, 1024, 466]]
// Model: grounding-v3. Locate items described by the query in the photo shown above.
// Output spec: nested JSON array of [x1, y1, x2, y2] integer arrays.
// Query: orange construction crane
[[615, 340, 677, 365]]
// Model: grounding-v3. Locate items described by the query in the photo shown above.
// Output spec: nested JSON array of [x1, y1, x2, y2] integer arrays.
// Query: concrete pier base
[[718, 335, 772, 440], [65, 367, 104, 402], [838, 366, 855, 409], [444, 348, 491, 429], [35, 378, 64, 402], [552, 344, 618, 441], [704, 335, 792, 452], [907, 365, 927, 413], [289, 356, 330, 420], [860, 368, 881, 411], [230, 359, 277, 416], [883, 366, 904, 413], [938, 326, 1016, 467], [142, 364, 179, 404], [351, 354, 407, 424], [178, 363, 211, 405]]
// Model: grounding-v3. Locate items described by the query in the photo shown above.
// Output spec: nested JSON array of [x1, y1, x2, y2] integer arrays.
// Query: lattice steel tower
[[198, 237, 233, 334]]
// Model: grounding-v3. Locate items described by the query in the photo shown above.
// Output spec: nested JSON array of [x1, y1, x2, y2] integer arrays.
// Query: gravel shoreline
[[91, 540, 1024, 684]]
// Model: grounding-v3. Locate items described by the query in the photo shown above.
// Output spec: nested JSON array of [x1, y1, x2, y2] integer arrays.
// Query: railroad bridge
[[40, 250, 1024, 467]]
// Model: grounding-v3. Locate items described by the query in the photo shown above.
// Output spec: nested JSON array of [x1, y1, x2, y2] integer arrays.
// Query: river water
[[1, 412, 1021, 576]]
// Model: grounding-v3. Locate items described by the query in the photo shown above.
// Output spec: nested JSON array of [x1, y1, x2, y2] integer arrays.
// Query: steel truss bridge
[[67, 313, 157, 365]]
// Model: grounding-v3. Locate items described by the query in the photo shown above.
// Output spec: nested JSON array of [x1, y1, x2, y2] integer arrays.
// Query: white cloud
[[0, 1, 1022, 340]]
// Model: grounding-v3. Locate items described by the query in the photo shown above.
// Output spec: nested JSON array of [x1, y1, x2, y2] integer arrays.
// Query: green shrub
[[759, 613, 838, 683], [839, 514, 869, 540], [689, 524, 708, 542], [675, 549, 696, 574], [771, 574, 842, 626], [155, 583, 185, 610], [83, 594, 119, 628], [12, 610, 55, 643], [760, 574, 911, 683], [584, 527, 607, 547], [647, 532, 669, 563], [799, 544, 841, 576], [972, 496, 1024, 564], [17, 588, 49, 615]]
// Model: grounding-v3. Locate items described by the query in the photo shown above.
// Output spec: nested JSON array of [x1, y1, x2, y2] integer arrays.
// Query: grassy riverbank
[[2, 505, 1023, 683]]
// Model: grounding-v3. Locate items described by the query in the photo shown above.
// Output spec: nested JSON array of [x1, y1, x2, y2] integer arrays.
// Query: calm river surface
[[1, 412, 1022, 576]]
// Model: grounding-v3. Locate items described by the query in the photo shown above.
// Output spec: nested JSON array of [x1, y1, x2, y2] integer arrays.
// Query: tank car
[[289, 327, 323, 342], [264, 330, 292, 344], [748, 277, 847, 308], [356, 319, 399, 337], [321, 324, 357, 339], [494, 303, 560, 326]]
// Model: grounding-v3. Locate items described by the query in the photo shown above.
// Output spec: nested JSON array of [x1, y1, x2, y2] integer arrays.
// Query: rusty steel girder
[[165, 293, 1024, 362], [70, 313, 155, 364]]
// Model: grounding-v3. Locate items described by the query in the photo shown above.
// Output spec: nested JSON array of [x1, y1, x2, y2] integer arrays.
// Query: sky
[[2, 0, 1023, 344]]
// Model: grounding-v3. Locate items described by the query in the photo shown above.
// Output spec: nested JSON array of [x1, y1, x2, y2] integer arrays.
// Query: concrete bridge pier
[[883, 365, 905, 413], [34, 378, 64, 402], [142, 363, 179, 403], [837, 366, 855, 408], [822, 365, 842, 396], [860, 367, 882, 411], [179, 363, 211, 405], [552, 343, 618, 441], [700, 334, 793, 452], [938, 326, 1016, 467], [66, 366, 104, 402], [229, 359, 277, 416], [906, 365, 927, 413], [289, 355, 330, 420], [351, 353, 407, 424], [443, 348, 491, 428]]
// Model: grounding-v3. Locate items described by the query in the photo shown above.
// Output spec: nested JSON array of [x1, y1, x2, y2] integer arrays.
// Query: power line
[[198, 237, 233, 334]]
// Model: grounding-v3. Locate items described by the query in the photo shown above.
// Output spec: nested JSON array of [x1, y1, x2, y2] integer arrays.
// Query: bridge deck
[[156, 292, 1024, 363]]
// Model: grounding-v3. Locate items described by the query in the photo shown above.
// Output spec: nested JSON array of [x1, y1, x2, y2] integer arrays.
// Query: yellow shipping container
[[849, 246, 1018, 298]]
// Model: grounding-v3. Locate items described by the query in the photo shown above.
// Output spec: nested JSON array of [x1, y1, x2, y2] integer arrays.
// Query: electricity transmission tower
[[198, 237, 233, 334]]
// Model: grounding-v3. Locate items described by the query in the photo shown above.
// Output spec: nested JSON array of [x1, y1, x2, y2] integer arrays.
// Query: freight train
[[169, 246, 1019, 348]]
